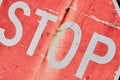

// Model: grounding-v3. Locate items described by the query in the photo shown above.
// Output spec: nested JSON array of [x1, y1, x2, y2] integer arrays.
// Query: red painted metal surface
[[0, 0, 120, 80]]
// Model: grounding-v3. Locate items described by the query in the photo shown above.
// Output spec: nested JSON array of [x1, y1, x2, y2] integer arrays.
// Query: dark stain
[[1, 65, 9, 72], [76, 43, 79, 45], [38, 46, 41, 49], [86, 76, 90, 80], [15, 65, 19, 68], [65, 7, 70, 12], [92, 8, 95, 12], [35, 53, 39, 56], [53, 33, 57, 37], [8, 47, 11, 49], [41, 34, 44, 39], [46, 32, 50, 36], [56, 30, 61, 33]]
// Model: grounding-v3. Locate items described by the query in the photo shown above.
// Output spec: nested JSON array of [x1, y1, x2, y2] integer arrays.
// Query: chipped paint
[[70, 4, 77, 11], [0, 0, 3, 6], [0, 0, 120, 80], [46, 8, 58, 14], [82, 13, 120, 30]]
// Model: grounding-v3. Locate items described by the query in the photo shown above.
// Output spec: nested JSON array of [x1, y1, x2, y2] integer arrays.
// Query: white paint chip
[[46, 8, 58, 14], [0, 0, 3, 6]]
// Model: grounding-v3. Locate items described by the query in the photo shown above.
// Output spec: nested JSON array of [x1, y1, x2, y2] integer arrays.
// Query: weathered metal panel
[[0, 0, 120, 80]]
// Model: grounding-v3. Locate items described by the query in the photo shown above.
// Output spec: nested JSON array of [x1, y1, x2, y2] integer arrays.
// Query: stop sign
[[0, 0, 120, 80]]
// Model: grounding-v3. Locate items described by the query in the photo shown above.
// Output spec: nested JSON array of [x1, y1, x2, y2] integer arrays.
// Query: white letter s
[[0, 1, 30, 46]]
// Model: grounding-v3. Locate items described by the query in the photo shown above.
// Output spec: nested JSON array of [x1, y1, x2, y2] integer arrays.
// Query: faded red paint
[[0, 0, 120, 80]]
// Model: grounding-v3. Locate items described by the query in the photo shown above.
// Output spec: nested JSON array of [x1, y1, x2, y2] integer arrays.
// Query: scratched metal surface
[[0, 0, 120, 80]]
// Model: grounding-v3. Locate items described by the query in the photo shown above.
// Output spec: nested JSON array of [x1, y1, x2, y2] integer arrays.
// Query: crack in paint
[[34, 0, 77, 80], [82, 13, 120, 30], [0, 64, 9, 80]]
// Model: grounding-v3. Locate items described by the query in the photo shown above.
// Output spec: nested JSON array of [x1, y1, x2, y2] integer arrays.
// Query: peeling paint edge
[[82, 13, 120, 30]]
